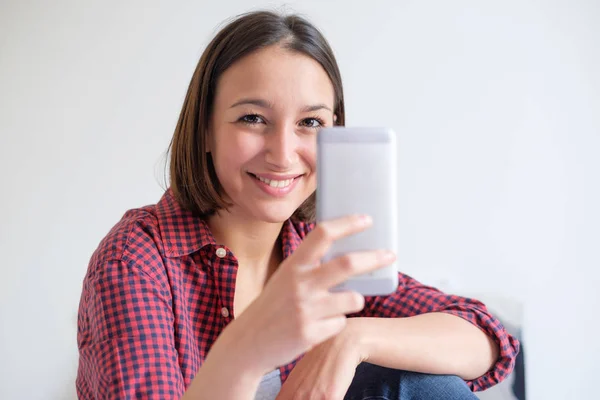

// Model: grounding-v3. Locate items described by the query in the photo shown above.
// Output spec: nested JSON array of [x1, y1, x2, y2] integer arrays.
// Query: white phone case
[[317, 127, 399, 296]]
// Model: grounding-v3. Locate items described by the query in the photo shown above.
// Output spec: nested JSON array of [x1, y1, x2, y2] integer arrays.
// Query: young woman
[[76, 10, 519, 400]]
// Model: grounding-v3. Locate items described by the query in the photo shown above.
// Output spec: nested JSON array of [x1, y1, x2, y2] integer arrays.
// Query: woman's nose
[[264, 126, 299, 170]]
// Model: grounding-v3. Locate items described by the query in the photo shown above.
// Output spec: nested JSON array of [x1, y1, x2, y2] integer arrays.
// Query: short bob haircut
[[168, 10, 345, 221]]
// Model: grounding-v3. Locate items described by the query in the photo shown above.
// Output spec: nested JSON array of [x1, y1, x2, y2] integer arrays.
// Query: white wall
[[1, 0, 598, 399]]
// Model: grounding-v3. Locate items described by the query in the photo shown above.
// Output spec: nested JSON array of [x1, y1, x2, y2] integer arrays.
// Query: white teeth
[[256, 175, 294, 188]]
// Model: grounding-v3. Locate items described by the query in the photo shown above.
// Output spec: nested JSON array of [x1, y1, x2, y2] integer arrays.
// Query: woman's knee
[[346, 363, 477, 400], [398, 370, 477, 400]]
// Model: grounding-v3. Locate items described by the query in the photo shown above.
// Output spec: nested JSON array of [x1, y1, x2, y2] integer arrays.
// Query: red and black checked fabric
[[76, 189, 519, 399]]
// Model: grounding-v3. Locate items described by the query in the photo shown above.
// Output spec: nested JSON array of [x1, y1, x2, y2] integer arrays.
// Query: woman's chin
[[252, 204, 298, 224]]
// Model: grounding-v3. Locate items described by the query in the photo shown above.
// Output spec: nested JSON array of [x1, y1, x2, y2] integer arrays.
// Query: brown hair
[[168, 10, 345, 221]]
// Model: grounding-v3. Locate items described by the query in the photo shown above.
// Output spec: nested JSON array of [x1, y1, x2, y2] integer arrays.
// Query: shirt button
[[216, 247, 227, 258], [221, 307, 229, 318]]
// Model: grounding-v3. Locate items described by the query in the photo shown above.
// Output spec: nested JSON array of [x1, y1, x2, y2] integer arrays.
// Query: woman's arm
[[78, 259, 186, 398], [353, 273, 519, 391], [349, 314, 499, 380], [182, 323, 266, 400], [78, 257, 261, 400]]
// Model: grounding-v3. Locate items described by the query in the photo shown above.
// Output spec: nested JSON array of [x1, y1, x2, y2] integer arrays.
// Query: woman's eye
[[300, 118, 324, 128], [239, 114, 265, 124]]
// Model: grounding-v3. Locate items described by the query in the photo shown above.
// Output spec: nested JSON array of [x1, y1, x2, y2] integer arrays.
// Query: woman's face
[[208, 45, 336, 223]]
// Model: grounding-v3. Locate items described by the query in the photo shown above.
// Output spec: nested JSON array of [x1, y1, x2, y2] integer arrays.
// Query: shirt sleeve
[[76, 259, 185, 399], [357, 272, 520, 392]]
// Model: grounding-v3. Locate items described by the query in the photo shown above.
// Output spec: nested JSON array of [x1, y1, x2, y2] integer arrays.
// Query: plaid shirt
[[76, 189, 519, 399]]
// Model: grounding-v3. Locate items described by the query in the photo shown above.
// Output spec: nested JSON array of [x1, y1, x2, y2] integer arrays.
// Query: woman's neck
[[207, 209, 284, 277]]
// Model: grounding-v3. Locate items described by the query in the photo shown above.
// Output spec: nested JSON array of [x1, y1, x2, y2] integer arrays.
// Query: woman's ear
[[333, 114, 338, 124]]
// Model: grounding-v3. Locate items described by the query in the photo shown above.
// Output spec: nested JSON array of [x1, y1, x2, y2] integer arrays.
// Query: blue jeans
[[344, 363, 478, 400]]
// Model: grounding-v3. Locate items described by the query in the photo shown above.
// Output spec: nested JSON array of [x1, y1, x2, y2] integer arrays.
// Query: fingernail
[[382, 251, 396, 262], [359, 215, 373, 225], [355, 293, 365, 308]]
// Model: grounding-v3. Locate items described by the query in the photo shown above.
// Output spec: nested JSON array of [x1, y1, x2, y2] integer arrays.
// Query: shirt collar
[[156, 189, 305, 259]]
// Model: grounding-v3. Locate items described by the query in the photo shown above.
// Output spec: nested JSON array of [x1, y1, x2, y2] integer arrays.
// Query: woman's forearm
[[182, 356, 263, 400], [182, 325, 266, 400], [349, 314, 499, 380]]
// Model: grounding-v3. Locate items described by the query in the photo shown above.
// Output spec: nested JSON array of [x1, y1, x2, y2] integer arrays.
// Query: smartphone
[[317, 127, 399, 296]]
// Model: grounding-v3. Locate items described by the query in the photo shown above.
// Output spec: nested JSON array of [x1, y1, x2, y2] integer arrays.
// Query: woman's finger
[[290, 214, 372, 268], [310, 291, 365, 319], [304, 316, 347, 347], [309, 250, 395, 290]]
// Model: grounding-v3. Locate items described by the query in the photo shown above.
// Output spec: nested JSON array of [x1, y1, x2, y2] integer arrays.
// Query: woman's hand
[[224, 214, 395, 374], [275, 319, 367, 400]]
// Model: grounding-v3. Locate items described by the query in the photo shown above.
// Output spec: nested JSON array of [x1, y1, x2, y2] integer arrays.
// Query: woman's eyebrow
[[301, 103, 332, 113], [229, 98, 273, 109], [229, 98, 332, 113]]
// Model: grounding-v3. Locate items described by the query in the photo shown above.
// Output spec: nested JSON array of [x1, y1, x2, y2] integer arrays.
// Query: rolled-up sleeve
[[359, 272, 520, 392], [77, 259, 185, 399]]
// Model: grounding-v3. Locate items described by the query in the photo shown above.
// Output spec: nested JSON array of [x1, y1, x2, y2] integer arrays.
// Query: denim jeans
[[344, 363, 478, 400]]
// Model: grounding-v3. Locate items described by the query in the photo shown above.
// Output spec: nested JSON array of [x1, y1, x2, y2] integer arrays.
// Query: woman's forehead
[[214, 46, 335, 110]]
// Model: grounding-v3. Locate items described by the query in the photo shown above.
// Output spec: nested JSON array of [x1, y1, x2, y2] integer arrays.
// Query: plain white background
[[1, 0, 598, 399]]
